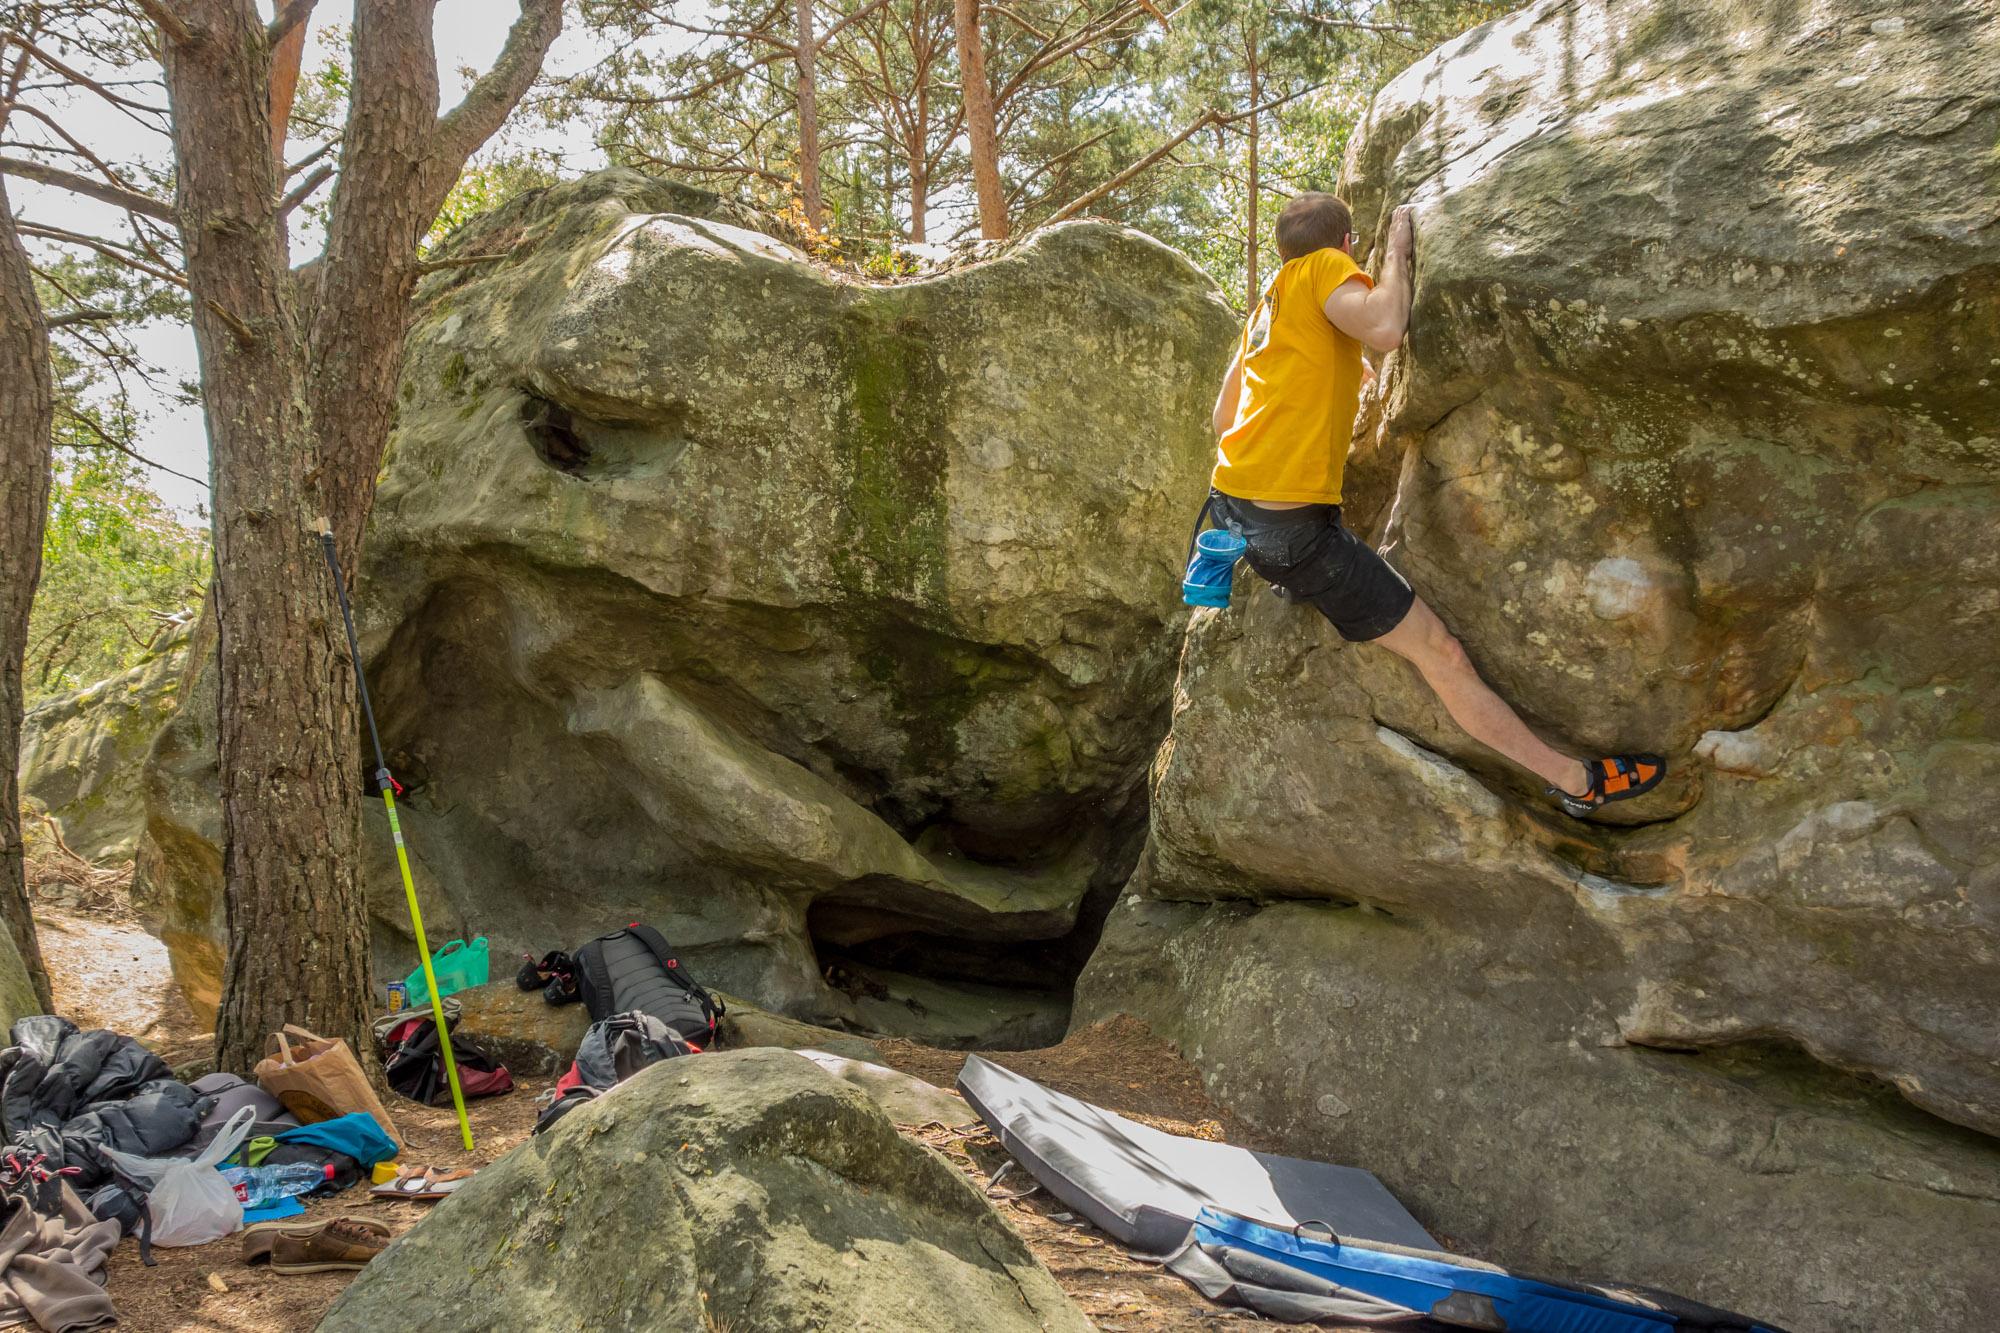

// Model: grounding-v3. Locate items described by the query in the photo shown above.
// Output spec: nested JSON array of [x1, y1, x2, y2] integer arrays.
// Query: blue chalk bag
[[1183, 524, 1247, 608]]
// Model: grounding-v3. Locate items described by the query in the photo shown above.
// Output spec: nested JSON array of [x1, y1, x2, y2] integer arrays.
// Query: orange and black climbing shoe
[[1548, 754, 1666, 818]]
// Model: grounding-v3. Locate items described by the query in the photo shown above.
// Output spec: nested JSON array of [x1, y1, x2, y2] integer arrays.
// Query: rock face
[[136, 172, 1233, 1034], [18, 628, 189, 865], [0, 931, 40, 1032], [1080, 0, 2000, 1329], [317, 1048, 1087, 1333]]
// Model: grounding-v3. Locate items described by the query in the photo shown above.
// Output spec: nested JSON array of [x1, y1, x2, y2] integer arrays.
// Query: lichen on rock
[[135, 169, 1236, 1038], [317, 1048, 1086, 1333]]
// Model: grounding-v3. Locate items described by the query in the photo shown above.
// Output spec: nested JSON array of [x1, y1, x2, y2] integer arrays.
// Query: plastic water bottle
[[221, 1162, 335, 1208]]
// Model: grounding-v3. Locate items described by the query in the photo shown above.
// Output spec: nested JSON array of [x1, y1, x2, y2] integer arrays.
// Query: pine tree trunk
[[161, 1, 375, 1076], [148, 0, 561, 1076], [1245, 24, 1260, 308], [0, 178, 56, 1014], [908, 151, 928, 242], [954, 0, 1007, 240], [909, 80, 930, 242], [795, 0, 824, 233]]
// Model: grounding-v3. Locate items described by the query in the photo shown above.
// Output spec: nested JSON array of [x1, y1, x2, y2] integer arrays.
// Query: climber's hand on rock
[[1387, 205, 1415, 268]]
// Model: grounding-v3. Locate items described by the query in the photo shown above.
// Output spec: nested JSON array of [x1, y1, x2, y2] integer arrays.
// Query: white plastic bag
[[98, 1105, 257, 1246]]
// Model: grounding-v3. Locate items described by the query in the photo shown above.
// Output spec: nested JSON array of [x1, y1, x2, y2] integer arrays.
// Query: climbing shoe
[[1548, 754, 1666, 818]]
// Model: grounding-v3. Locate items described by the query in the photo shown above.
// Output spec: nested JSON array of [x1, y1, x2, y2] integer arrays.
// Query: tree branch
[[16, 221, 189, 287], [1280, 9, 1414, 35], [1216, 82, 1324, 126], [424, 0, 563, 220], [129, 0, 198, 49], [1046, 110, 1219, 223], [276, 163, 331, 216], [45, 308, 115, 327], [2, 104, 139, 193], [0, 29, 170, 115], [268, 0, 318, 45], [817, 0, 897, 51], [649, 14, 795, 53], [62, 403, 209, 489], [203, 298, 258, 349], [286, 139, 336, 178], [0, 155, 174, 221]]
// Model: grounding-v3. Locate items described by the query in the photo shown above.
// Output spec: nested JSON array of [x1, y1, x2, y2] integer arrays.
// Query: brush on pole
[[312, 518, 474, 1151]]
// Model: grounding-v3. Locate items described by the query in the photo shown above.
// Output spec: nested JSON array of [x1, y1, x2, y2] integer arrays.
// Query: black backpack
[[527, 924, 724, 1047], [532, 1012, 693, 1135], [381, 1015, 514, 1107]]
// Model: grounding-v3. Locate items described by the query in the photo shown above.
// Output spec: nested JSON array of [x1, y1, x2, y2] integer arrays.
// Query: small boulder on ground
[[795, 1049, 975, 1126], [448, 979, 592, 1077], [317, 1048, 1087, 1333]]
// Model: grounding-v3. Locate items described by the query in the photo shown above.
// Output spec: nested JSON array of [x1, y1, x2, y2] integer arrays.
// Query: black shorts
[[1212, 489, 1415, 642]]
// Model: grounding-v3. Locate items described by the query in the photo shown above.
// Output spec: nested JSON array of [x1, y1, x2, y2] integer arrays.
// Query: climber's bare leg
[[1372, 596, 1589, 796]]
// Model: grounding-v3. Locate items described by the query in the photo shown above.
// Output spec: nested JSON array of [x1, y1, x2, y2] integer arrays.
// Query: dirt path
[[37, 904, 209, 1070], [34, 898, 1390, 1332]]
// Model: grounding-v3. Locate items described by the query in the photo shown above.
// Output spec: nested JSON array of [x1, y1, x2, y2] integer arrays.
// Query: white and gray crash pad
[[957, 1054, 1437, 1254]]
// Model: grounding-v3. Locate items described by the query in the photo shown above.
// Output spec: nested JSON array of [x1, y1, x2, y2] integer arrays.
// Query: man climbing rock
[[1208, 193, 1664, 817]]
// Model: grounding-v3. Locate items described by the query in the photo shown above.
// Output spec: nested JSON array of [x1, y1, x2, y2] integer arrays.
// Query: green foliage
[[425, 150, 563, 253], [27, 450, 207, 700], [533, 0, 1508, 278], [25, 253, 207, 701], [1136, 0, 1513, 308]]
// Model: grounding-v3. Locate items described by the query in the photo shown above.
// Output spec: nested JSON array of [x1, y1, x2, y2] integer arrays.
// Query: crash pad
[[1183, 1209, 1793, 1333], [956, 1054, 1437, 1254]]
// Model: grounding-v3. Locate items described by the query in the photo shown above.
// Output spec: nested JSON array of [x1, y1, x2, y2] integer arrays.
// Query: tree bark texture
[[0, 176, 56, 1014], [154, 0, 560, 1076], [953, 0, 1007, 240], [1244, 22, 1260, 308], [907, 75, 930, 242], [268, 16, 308, 162], [161, 0, 369, 1076], [794, 0, 824, 233]]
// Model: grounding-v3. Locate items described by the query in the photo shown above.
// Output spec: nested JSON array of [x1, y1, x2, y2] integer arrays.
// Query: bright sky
[[19, 1, 606, 516]]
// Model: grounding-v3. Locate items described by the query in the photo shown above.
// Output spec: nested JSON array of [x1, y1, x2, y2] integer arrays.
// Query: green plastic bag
[[404, 937, 488, 1001]]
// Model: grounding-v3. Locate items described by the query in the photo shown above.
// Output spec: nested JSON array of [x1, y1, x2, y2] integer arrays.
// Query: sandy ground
[[36, 896, 1409, 1332]]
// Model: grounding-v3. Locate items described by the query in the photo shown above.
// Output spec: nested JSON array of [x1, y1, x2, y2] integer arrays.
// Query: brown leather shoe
[[268, 1217, 393, 1274]]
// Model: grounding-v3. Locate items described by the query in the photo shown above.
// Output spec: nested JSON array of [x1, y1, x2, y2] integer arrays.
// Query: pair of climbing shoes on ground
[[1548, 754, 1666, 818]]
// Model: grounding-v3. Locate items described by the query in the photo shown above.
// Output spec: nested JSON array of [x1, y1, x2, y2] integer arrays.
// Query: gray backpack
[[532, 1012, 692, 1136], [566, 925, 723, 1047]]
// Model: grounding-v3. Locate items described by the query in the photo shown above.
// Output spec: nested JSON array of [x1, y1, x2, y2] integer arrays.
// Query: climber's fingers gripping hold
[[1387, 204, 1415, 267]]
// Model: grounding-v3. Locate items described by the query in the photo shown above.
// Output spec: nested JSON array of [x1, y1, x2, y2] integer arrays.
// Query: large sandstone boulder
[[18, 626, 189, 866], [316, 1048, 1087, 1333], [1082, 0, 2000, 1329], [137, 172, 1233, 1034]]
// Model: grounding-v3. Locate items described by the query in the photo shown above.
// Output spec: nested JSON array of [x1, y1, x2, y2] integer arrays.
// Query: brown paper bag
[[253, 1024, 402, 1146]]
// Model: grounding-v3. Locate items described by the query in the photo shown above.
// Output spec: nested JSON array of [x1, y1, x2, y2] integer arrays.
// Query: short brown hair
[[1274, 193, 1353, 261]]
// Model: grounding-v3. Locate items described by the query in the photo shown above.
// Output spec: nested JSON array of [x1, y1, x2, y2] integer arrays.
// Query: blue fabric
[[273, 1113, 399, 1168], [1195, 1210, 1682, 1333], [1183, 528, 1246, 607], [240, 1195, 305, 1224]]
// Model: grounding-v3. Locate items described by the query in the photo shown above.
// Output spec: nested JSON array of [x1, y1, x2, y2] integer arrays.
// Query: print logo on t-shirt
[[1247, 291, 1277, 355]]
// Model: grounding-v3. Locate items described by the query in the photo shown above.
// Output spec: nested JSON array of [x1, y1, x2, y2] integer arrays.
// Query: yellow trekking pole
[[313, 519, 474, 1151]]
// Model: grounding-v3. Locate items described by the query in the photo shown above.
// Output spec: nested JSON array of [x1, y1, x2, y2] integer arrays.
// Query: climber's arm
[[1324, 205, 1415, 352], [1213, 347, 1244, 437]]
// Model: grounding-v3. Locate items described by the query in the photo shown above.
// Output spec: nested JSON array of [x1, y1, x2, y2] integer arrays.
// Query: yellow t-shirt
[[1212, 247, 1373, 505]]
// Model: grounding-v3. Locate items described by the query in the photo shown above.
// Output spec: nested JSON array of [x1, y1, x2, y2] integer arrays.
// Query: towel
[[0, 1184, 119, 1333]]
